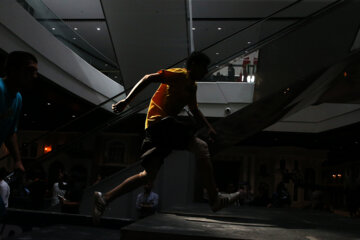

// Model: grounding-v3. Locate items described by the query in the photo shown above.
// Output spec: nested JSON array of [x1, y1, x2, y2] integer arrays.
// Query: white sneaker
[[211, 191, 242, 212], [93, 191, 107, 224]]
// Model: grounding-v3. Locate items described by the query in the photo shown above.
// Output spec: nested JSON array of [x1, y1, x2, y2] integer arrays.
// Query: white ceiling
[[40, 0, 332, 70], [63, 21, 116, 63], [42, 0, 104, 19], [42, 0, 334, 19]]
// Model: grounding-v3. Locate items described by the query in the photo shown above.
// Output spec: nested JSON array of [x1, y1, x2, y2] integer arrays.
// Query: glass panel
[[192, 0, 340, 82], [16, 0, 121, 83]]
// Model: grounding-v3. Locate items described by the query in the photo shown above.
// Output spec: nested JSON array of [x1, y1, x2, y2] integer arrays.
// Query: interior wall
[[101, 0, 189, 105], [256, 1, 360, 100]]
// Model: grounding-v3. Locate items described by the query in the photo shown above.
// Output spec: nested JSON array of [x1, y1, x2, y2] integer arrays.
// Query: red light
[[44, 145, 52, 153]]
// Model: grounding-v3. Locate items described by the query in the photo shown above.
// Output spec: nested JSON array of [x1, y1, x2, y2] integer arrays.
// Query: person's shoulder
[[159, 68, 187, 76], [0, 180, 9, 187], [167, 68, 187, 74]]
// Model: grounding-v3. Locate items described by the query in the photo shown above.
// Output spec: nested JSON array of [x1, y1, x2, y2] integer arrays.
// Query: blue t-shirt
[[0, 78, 22, 145]]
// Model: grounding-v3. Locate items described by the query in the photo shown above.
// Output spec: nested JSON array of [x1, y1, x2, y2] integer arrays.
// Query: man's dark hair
[[186, 51, 210, 69], [4, 51, 37, 75]]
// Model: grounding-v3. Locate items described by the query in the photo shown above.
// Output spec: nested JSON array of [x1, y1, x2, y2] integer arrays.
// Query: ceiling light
[[216, 52, 219, 55], [217, 27, 222, 30], [114, 76, 118, 79], [72, 115, 76, 118], [105, 64, 108, 67], [73, 37, 76, 40], [23, 113, 28, 117], [192, 27, 196, 31], [51, 27, 56, 30], [74, 27, 78, 31], [47, 102, 51, 106], [96, 27, 101, 31], [247, 41, 252, 44]]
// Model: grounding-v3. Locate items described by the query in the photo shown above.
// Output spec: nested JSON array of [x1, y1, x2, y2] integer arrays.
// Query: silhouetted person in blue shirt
[[0, 51, 38, 172]]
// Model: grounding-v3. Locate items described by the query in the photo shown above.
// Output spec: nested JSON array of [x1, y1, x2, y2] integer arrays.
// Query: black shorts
[[140, 117, 195, 171]]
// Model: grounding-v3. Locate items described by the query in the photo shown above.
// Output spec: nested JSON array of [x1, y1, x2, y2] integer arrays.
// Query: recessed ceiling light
[[73, 37, 76, 40], [192, 27, 196, 31], [72, 115, 76, 118], [96, 27, 101, 31], [247, 41, 252, 44], [217, 27, 222, 30], [51, 27, 56, 30], [47, 102, 51, 106], [74, 27, 78, 31], [216, 52, 219, 55], [23, 113, 28, 117]]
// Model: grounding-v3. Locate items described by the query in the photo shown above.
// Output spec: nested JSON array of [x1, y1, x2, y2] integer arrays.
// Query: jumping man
[[93, 52, 241, 223]]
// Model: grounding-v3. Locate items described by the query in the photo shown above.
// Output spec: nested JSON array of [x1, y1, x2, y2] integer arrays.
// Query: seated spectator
[[60, 165, 87, 214], [311, 185, 324, 210], [269, 181, 291, 208], [51, 169, 67, 207], [0, 168, 10, 209], [48, 161, 67, 207], [26, 165, 47, 210], [136, 181, 159, 219]]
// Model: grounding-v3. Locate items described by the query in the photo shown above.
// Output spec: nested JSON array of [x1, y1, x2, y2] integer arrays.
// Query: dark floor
[[5, 205, 360, 240], [1, 208, 129, 240], [7, 224, 121, 240], [123, 204, 360, 240]]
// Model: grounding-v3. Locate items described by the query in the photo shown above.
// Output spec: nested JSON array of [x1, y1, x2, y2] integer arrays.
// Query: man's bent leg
[[93, 168, 158, 224], [188, 137, 218, 205], [188, 137, 242, 212], [104, 169, 157, 202]]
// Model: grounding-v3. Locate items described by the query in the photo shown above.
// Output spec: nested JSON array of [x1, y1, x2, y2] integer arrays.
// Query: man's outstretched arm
[[190, 106, 216, 133], [112, 73, 162, 113]]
